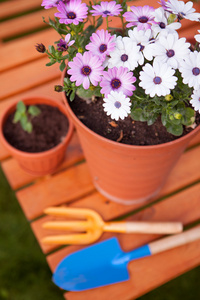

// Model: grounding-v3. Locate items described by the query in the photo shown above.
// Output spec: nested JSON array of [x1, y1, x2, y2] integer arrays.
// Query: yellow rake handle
[[42, 206, 183, 245]]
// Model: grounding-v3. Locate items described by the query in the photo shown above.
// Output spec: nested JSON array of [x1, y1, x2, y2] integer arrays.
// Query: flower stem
[[106, 16, 109, 30]]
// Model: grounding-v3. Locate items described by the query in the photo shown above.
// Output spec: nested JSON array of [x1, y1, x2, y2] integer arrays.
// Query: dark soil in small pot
[[69, 94, 200, 146], [3, 104, 69, 153]]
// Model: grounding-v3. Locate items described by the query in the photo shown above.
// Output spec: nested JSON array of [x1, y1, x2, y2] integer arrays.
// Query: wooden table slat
[[15, 144, 200, 221], [16, 162, 95, 220], [32, 182, 200, 254], [0, 57, 60, 100], [0, 28, 59, 72], [0, 8, 56, 40], [0, 0, 43, 19]]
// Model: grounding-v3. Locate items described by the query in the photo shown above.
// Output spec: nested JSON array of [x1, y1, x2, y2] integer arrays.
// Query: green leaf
[[16, 101, 26, 113], [182, 107, 195, 125], [13, 111, 21, 123], [130, 108, 146, 121], [24, 122, 32, 133], [28, 105, 41, 117], [161, 113, 167, 126], [46, 61, 55, 66], [59, 60, 66, 72], [64, 77, 71, 85], [20, 114, 28, 131], [48, 17, 55, 27], [170, 118, 181, 125], [49, 45, 56, 55], [166, 123, 183, 136], [96, 17, 103, 29], [147, 117, 156, 126], [70, 90, 75, 101], [76, 86, 94, 99]]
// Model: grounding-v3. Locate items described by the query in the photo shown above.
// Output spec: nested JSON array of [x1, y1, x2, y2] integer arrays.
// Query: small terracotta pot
[[0, 96, 74, 176], [61, 72, 200, 205]]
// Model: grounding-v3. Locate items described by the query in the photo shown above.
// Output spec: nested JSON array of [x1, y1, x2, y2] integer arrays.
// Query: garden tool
[[42, 206, 183, 245], [53, 225, 200, 291]]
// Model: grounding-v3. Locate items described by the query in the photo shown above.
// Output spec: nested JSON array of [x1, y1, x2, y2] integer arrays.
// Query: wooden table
[[0, 1, 200, 299]]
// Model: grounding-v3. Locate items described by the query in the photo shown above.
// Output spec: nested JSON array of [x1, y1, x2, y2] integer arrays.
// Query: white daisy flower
[[108, 36, 140, 71], [179, 51, 200, 90], [151, 7, 181, 36], [139, 61, 177, 97], [163, 0, 200, 21], [194, 30, 200, 43], [128, 28, 154, 65], [103, 91, 131, 121], [153, 32, 190, 69], [190, 90, 200, 113]]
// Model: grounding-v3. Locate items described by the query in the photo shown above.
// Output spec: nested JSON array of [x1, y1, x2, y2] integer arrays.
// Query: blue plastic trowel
[[53, 226, 200, 291]]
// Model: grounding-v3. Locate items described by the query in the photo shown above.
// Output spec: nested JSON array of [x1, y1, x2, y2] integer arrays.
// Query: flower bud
[[54, 85, 64, 92], [165, 94, 173, 101], [89, 85, 95, 91], [174, 113, 182, 120], [35, 43, 46, 53], [190, 116, 195, 124], [78, 47, 84, 53], [167, 14, 177, 24]]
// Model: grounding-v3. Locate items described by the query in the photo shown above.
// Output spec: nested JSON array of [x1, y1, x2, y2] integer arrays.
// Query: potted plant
[[0, 96, 74, 176], [36, 0, 200, 204]]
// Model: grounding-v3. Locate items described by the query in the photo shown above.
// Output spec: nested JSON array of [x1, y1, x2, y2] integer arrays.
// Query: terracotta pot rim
[[0, 95, 74, 158], [62, 69, 200, 149]]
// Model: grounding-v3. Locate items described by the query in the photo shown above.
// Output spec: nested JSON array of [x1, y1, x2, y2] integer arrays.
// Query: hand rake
[[42, 206, 183, 245]]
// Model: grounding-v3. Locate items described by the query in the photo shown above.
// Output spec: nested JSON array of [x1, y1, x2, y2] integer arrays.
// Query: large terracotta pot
[[0, 96, 74, 176], [62, 72, 200, 205]]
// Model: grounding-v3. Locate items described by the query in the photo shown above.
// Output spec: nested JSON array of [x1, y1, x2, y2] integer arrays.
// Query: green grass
[[0, 166, 64, 300], [0, 165, 199, 300]]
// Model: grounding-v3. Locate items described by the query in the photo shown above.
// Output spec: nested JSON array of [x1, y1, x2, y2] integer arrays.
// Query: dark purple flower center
[[159, 22, 166, 29], [179, 12, 186, 17], [166, 49, 175, 57], [121, 54, 128, 62], [99, 44, 107, 53], [81, 65, 91, 76], [137, 43, 144, 51], [153, 76, 162, 84], [67, 11, 76, 19], [111, 78, 121, 89], [138, 16, 148, 23], [192, 67, 200, 76], [57, 39, 67, 51], [114, 101, 121, 108], [103, 10, 110, 15]]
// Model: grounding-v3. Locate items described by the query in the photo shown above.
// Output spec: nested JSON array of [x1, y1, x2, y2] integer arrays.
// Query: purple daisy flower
[[67, 52, 104, 89], [42, 0, 59, 9], [55, 0, 88, 25], [90, 1, 122, 18], [100, 66, 136, 97], [41, 0, 68, 9], [57, 33, 75, 51], [85, 29, 115, 62], [123, 5, 156, 30]]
